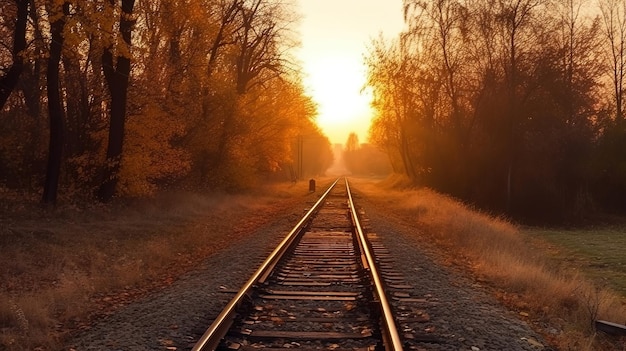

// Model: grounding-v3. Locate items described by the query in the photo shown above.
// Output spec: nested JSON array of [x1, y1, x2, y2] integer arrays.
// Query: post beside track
[[191, 178, 403, 351]]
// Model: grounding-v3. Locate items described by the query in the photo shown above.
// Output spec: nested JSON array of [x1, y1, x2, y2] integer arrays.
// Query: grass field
[[526, 226, 626, 298]]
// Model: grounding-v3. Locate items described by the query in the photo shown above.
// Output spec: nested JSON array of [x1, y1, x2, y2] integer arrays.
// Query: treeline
[[343, 133, 392, 176], [365, 0, 626, 221], [0, 0, 332, 204]]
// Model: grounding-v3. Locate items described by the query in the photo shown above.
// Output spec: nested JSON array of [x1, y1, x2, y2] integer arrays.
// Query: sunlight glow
[[304, 57, 372, 144], [296, 0, 404, 145]]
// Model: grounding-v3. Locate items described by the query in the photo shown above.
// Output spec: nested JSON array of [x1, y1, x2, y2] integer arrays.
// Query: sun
[[302, 56, 373, 145], [293, 0, 405, 145]]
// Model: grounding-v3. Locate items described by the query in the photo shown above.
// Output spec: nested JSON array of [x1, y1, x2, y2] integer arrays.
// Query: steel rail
[[345, 178, 404, 351], [191, 178, 340, 351]]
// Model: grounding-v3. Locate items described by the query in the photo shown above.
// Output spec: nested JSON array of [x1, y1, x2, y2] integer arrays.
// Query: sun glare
[[302, 57, 373, 145], [295, 0, 404, 145]]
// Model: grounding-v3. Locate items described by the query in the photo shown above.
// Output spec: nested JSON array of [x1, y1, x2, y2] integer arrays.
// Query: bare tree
[[599, 0, 626, 123], [234, 0, 291, 94], [207, 0, 244, 78], [552, 0, 602, 123], [405, 0, 468, 137], [365, 37, 422, 181]]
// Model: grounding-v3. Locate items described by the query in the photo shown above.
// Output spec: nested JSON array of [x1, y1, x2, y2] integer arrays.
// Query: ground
[[1, 177, 625, 350]]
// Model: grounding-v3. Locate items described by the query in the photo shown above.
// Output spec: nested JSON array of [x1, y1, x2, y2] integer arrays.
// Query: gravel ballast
[[67, 184, 550, 351]]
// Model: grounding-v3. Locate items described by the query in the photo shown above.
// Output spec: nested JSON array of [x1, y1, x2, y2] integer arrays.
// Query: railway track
[[192, 178, 430, 351], [66, 178, 549, 350]]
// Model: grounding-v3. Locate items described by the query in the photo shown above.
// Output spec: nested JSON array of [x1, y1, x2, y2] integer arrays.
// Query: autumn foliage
[[0, 0, 332, 202]]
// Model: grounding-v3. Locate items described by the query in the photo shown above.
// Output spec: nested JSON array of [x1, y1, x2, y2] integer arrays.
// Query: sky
[[295, 0, 405, 145]]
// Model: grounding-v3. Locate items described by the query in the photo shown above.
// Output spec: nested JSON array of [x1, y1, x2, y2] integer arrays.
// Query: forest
[[3, 0, 626, 223], [0, 0, 333, 204], [364, 0, 626, 221]]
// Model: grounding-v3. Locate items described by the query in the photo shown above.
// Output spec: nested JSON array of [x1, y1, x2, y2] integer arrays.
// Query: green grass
[[525, 226, 626, 297]]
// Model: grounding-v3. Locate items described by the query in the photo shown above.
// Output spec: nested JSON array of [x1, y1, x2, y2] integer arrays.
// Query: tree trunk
[[97, 0, 136, 202], [0, 0, 29, 110], [42, 2, 69, 205]]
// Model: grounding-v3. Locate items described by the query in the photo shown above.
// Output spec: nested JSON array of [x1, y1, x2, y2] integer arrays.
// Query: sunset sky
[[295, 0, 405, 145]]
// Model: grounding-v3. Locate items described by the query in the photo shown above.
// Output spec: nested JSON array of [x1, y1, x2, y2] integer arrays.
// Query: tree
[[496, 0, 542, 211], [97, 0, 137, 202], [234, 0, 290, 94], [405, 0, 468, 137], [365, 37, 423, 182], [599, 0, 626, 123], [208, 0, 297, 179], [0, 0, 28, 110], [291, 115, 333, 180], [343, 132, 392, 176], [344, 132, 359, 173], [42, 1, 70, 205], [365, 0, 609, 219], [403, 0, 474, 194], [1, 0, 329, 202]]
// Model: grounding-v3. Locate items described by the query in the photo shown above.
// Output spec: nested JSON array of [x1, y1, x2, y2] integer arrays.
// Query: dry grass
[[0, 181, 321, 351], [5, 176, 625, 350], [352, 175, 626, 351]]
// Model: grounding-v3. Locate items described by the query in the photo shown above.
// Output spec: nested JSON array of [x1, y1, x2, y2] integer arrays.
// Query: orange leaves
[[118, 102, 191, 197], [1, 0, 329, 199]]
